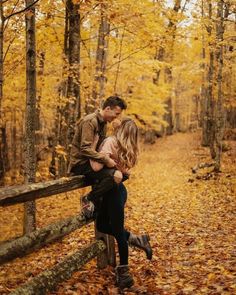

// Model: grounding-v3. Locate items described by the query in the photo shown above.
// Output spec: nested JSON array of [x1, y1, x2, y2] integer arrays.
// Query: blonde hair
[[115, 118, 139, 169]]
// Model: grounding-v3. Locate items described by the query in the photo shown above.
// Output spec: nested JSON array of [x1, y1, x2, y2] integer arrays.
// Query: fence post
[[95, 224, 116, 269]]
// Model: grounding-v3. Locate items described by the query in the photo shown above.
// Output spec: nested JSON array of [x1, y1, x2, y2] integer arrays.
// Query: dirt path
[[0, 132, 235, 294]]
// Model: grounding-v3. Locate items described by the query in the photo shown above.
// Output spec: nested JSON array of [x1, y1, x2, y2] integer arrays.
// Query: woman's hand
[[106, 157, 117, 168], [114, 170, 123, 184]]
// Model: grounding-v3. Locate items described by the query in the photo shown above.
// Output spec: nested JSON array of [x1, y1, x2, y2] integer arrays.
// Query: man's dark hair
[[102, 96, 127, 110]]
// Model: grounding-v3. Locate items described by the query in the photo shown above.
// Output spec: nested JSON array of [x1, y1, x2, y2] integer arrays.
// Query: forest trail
[[124, 132, 236, 294], [0, 132, 236, 294]]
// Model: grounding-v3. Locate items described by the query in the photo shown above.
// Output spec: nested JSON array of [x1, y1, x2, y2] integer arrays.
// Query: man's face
[[103, 106, 123, 122]]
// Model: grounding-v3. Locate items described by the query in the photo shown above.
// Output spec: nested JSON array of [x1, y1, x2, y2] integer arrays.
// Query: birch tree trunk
[[24, 0, 37, 234], [86, 2, 109, 114]]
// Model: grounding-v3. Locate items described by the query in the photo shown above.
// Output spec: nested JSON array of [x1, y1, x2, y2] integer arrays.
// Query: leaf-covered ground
[[0, 132, 236, 294]]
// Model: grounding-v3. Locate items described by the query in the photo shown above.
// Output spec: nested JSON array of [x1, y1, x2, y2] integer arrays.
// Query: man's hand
[[106, 157, 117, 168]]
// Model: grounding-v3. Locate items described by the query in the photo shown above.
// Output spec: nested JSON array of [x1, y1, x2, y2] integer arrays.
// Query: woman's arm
[[89, 156, 105, 171], [89, 137, 118, 172]]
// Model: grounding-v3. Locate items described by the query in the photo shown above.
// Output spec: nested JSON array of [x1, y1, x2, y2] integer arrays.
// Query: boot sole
[[119, 279, 134, 289]]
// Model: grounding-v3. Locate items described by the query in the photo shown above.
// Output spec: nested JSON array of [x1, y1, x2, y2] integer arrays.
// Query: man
[[68, 96, 127, 219]]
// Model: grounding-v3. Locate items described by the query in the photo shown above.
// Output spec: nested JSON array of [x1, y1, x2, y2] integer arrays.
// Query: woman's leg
[[107, 183, 129, 264], [96, 183, 134, 289], [110, 184, 134, 288], [96, 184, 129, 240], [96, 183, 130, 263]]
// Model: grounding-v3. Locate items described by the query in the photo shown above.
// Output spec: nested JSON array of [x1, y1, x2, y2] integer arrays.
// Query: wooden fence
[[0, 175, 116, 295]]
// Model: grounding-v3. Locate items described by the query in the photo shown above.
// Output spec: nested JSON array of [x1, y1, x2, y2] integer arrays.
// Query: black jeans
[[71, 162, 118, 205], [96, 183, 130, 265]]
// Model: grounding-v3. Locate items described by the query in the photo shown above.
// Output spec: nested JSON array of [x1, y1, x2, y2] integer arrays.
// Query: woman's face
[[112, 118, 122, 130]]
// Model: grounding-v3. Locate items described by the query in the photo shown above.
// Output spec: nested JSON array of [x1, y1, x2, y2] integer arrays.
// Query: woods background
[[0, 0, 235, 186]]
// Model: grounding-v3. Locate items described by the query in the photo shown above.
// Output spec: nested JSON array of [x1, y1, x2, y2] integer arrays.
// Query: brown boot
[[128, 233, 153, 260], [115, 265, 134, 289]]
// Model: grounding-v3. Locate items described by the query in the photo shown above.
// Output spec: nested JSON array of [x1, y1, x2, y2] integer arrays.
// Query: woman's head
[[115, 118, 139, 169]]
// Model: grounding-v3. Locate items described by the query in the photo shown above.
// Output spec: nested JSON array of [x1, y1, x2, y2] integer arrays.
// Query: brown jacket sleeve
[[80, 120, 110, 164]]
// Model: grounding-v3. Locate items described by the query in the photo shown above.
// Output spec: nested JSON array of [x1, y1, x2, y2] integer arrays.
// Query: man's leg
[[85, 167, 118, 203]]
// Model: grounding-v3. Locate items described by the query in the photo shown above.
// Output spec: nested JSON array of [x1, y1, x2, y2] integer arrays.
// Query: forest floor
[[0, 131, 236, 295]]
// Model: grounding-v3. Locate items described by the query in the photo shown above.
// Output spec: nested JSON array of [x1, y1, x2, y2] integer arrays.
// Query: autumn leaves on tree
[[0, 0, 235, 184]]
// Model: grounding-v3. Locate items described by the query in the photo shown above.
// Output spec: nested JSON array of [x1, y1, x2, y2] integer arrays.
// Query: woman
[[90, 118, 152, 289]]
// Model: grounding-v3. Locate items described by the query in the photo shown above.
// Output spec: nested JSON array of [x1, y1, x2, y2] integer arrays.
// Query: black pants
[[96, 183, 130, 265], [71, 162, 118, 205]]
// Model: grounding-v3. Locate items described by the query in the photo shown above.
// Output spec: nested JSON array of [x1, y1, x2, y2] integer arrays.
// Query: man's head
[[101, 96, 127, 123]]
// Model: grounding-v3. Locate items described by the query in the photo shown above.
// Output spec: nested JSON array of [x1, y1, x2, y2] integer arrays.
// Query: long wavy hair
[[114, 118, 139, 169]]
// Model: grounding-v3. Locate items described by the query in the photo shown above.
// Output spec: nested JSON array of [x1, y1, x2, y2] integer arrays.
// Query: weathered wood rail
[[0, 175, 115, 295], [0, 176, 87, 206]]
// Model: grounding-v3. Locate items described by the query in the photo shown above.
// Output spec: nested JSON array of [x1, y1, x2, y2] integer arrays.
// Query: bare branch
[[3, 0, 21, 33], [107, 42, 152, 70], [3, 36, 17, 62], [4, 56, 24, 78], [81, 38, 92, 65], [5, 0, 40, 20], [181, 0, 191, 13]]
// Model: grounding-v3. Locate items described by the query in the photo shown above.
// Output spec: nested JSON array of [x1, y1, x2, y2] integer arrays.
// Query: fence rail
[[0, 175, 87, 206], [0, 175, 115, 295]]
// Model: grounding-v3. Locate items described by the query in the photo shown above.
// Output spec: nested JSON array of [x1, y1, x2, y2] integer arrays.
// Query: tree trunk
[[200, 0, 206, 129], [0, 1, 4, 185], [11, 240, 106, 295], [65, 0, 80, 148], [11, 110, 17, 169], [154, 0, 181, 135], [57, 0, 80, 177], [153, 46, 164, 85], [24, 0, 37, 234], [213, 0, 225, 172], [49, 94, 61, 178], [0, 0, 3, 115], [114, 26, 125, 93], [35, 51, 45, 160], [164, 67, 174, 135], [207, 49, 215, 151], [86, 2, 110, 113], [202, 1, 214, 148]]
